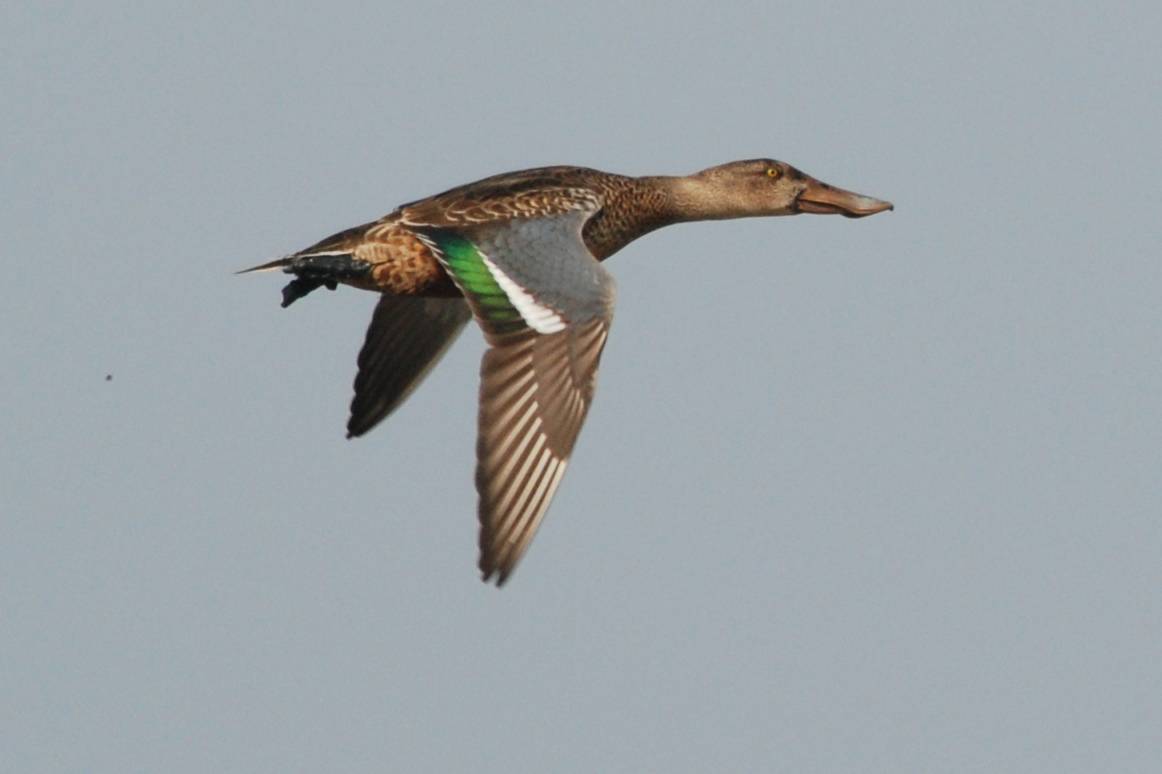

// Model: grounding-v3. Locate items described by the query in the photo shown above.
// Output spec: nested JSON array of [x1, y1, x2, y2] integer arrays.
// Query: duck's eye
[[766, 167, 781, 179]]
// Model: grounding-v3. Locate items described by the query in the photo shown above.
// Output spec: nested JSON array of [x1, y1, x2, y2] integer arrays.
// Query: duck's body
[[244, 159, 892, 584], [258, 166, 678, 303]]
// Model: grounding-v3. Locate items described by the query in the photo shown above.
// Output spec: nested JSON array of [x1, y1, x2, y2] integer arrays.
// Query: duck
[[242, 159, 893, 585]]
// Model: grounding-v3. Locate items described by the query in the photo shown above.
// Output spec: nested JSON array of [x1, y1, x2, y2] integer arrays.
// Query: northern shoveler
[[242, 159, 893, 584]]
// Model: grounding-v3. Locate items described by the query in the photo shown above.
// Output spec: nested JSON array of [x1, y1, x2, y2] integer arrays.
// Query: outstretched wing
[[420, 208, 616, 584], [473, 319, 610, 583], [347, 294, 471, 438]]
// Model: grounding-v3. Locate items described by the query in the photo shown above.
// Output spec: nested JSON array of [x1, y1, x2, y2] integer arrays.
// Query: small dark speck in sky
[[105, 374, 112, 381]]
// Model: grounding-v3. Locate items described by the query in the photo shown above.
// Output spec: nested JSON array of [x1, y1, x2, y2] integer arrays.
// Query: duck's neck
[[582, 174, 735, 260], [645, 174, 749, 223]]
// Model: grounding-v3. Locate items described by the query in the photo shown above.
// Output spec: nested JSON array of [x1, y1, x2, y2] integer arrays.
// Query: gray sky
[[3, 2, 1160, 772]]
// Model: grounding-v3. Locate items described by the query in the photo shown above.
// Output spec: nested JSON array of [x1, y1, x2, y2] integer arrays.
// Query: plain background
[[3, 2, 1160, 772]]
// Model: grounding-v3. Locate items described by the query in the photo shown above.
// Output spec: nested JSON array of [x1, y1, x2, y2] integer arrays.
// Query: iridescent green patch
[[433, 233, 522, 330]]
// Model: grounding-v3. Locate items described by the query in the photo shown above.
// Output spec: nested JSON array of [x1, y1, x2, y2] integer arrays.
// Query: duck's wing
[[347, 294, 471, 438], [419, 207, 615, 584]]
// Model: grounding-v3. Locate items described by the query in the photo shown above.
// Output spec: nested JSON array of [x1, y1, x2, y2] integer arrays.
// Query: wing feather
[[420, 210, 615, 584], [474, 320, 611, 583], [347, 294, 470, 438]]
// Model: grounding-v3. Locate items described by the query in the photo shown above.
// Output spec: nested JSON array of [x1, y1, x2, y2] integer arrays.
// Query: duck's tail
[[236, 256, 294, 274], [238, 250, 373, 308]]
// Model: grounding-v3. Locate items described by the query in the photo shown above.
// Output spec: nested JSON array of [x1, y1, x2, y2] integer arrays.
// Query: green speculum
[[436, 234, 523, 328]]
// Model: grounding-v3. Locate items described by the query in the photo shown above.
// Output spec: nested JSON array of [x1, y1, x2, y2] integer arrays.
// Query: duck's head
[[682, 158, 893, 220]]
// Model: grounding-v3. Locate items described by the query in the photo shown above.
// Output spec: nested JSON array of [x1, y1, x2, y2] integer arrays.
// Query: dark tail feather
[[238, 251, 374, 308], [236, 256, 293, 274]]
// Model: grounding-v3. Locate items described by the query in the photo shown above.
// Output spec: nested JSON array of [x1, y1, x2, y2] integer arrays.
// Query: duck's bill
[[797, 179, 894, 218]]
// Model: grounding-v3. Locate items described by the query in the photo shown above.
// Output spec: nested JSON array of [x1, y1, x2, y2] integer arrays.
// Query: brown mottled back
[[396, 166, 675, 259], [293, 166, 684, 297]]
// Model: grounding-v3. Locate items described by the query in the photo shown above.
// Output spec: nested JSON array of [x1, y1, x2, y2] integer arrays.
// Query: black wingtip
[[479, 559, 511, 587], [346, 414, 371, 439], [480, 571, 507, 587]]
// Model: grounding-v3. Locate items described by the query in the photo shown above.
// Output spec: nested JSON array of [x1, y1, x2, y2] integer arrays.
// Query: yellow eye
[[766, 167, 780, 179]]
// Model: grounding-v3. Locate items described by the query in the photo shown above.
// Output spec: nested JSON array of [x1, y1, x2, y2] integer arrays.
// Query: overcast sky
[[3, 2, 1160, 772]]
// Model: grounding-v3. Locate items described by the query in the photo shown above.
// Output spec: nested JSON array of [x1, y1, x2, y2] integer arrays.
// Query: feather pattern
[[420, 206, 615, 583], [475, 319, 610, 583], [347, 294, 471, 438]]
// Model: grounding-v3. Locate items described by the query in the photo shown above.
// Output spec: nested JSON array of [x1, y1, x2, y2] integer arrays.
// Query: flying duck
[[243, 159, 893, 584]]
